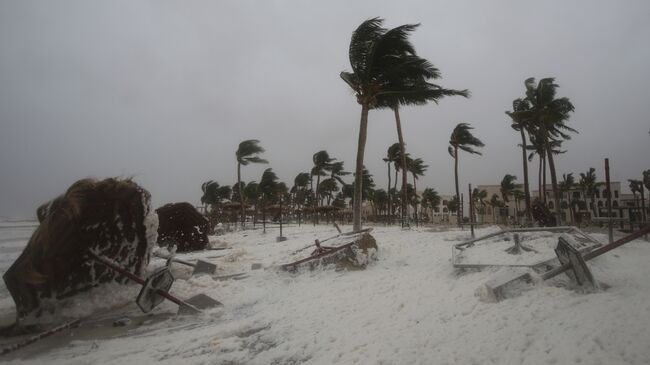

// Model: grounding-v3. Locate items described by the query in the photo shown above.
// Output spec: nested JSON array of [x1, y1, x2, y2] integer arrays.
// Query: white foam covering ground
[[1, 222, 650, 364]]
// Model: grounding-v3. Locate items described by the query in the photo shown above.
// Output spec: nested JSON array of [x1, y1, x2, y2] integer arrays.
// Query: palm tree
[[447, 196, 460, 217], [341, 18, 447, 231], [383, 143, 400, 222], [579, 167, 600, 219], [448, 122, 484, 227], [258, 168, 279, 233], [372, 189, 389, 218], [514, 78, 576, 225], [500, 174, 517, 225], [370, 25, 469, 228], [489, 194, 504, 224], [407, 157, 428, 226], [629, 179, 645, 224], [506, 99, 533, 223], [311, 150, 335, 223], [527, 132, 565, 204], [421, 188, 441, 223], [236, 140, 268, 226], [559, 173, 576, 223], [292, 172, 310, 225]]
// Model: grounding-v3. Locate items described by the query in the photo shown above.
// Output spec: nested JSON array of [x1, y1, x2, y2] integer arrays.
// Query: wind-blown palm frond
[[236, 139, 268, 165], [449, 123, 484, 156]]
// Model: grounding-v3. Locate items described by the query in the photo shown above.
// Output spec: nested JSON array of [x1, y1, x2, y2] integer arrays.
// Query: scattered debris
[[178, 294, 222, 315], [479, 225, 650, 302], [281, 229, 378, 272], [88, 250, 214, 314], [452, 226, 601, 269], [153, 252, 217, 276]]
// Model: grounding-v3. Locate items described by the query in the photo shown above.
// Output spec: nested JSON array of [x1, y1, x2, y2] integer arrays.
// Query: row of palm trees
[[205, 137, 452, 226], [212, 18, 644, 232]]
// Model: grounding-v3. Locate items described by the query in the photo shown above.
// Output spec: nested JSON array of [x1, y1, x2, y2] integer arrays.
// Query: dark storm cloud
[[1, 0, 649, 216]]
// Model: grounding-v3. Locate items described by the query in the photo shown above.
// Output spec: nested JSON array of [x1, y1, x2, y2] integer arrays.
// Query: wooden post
[[605, 158, 613, 243], [469, 184, 475, 238]]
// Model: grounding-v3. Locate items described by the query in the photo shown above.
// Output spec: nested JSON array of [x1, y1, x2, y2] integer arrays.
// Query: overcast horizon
[[1, 0, 649, 217]]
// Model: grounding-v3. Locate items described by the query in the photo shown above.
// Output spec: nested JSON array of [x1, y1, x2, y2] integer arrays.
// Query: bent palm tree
[[341, 18, 446, 231], [559, 173, 576, 223], [579, 167, 600, 219], [513, 78, 576, 225], [506, 98, 533, 223], [500, 174, 517, 225], [373, 27, 469, 227], [236, 140, 268, 226], [449, 123, 484, 227], [407, 157, 428, 225], [312, 150, 335, 223], [383, 143, 400, 222]]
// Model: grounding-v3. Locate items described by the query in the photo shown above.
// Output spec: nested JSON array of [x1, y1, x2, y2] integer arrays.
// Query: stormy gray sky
[[1, 0, 649, 217]]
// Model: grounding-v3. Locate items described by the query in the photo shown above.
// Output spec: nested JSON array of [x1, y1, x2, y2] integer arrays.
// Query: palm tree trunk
[[538, 156, 542, 204], [387, 163, 391, 224], [315, 174, 321, 224], [520, 128, 532, 223], [353, 104, 369, 231], [543, 126, 562, 226], [238, 162, 245, 228], [393, 107, 409, 227], [454, 146, 461, 227], [542, 156, 546, 205], [413, 173, 418, 227]]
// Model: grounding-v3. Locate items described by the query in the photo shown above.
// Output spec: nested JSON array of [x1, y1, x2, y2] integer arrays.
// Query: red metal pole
[[88, 251, 198, 311]]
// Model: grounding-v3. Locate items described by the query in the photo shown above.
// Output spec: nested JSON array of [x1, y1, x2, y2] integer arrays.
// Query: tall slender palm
[[579, 167, 600, 219], [500, 174, 517, 224], [236, 140, 268, 226], [527, 132, 565, 204], [341, 18, 446, 231], [372, 28, 469, 227], [559, 173, 576, 223], [514, 78, 576, 225], [258, 168, 279, 233], [489, 194, 504, 224], [506, 98, 533, 223], [383, 143, 400, 222], [629, 179, 645, 224], [292, 172, 310, 223], [407, 157, 428, 225], [311, 150, 335, 223], [448, 123, 484, 227]]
